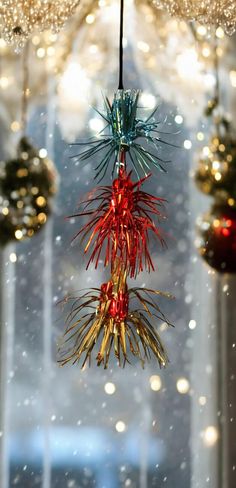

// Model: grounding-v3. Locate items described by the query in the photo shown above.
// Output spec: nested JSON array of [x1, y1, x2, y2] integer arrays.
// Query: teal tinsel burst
[[72, 89, 175, 181]]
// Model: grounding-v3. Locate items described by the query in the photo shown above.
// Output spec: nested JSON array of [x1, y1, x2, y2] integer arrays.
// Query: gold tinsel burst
[[195, 134, 236, 200], [0, 0, 80, 50], [0, 136, 58, 245], [153, 0, 236, 34], [58, 263, 173, 369]]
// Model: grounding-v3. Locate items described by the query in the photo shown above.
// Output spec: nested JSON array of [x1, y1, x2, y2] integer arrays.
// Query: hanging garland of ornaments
[[195, 36, 236, 273], [0, 0, 79, 50], [0, 42, 58, 246], [196, 118, 236, 273], [59, 0, 174, 369]]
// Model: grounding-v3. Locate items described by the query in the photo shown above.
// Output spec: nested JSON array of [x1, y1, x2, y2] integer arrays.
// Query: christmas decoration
[[0, 0, 79, 50], [72, 89, 174, 181], [196, 202, 236, 273], [0, 38, 58, 245], [195, 41, 235, 200], [0, 137, 57, 244], [60, 96, 173, 369], [195, 32, 236, 274], [195, 129, 236, 200], [153, 0, 236, 34], [59, 0, 174, 369], [70, 164, 166, 277], [59, 261, 173, 368]]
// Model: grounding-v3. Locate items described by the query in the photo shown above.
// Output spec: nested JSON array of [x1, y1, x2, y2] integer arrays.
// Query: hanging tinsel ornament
[[0, 136, 57, 244], [70, 162, 166, 277], [0, 0, 79, 51], [195, 118, 236, 201], [196, 202, 236, 273], [72, 89, 175, 181], [153, 0, 236, 35], [59, 0, 174, 369], [59, 260, 173, 368]]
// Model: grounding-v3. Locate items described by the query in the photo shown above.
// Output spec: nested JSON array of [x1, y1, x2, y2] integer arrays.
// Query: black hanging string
[[118, 0, 124, 90]]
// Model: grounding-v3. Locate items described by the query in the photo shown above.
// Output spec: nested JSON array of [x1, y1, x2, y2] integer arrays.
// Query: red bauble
[[196, 202, 236, 273]]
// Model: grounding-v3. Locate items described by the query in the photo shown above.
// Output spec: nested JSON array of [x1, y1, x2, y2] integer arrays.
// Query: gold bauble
[[0, 136, 58, 245], [195, 135, 236, 200]]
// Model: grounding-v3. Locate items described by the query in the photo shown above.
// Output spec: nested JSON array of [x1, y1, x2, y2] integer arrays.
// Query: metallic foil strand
[[72, 89, 175, 181], [70, 167, 166, 277], [58, 263, 173, 369]]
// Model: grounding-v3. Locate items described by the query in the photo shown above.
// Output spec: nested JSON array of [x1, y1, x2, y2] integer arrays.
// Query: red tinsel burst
[[70, 169, 166, 277]]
